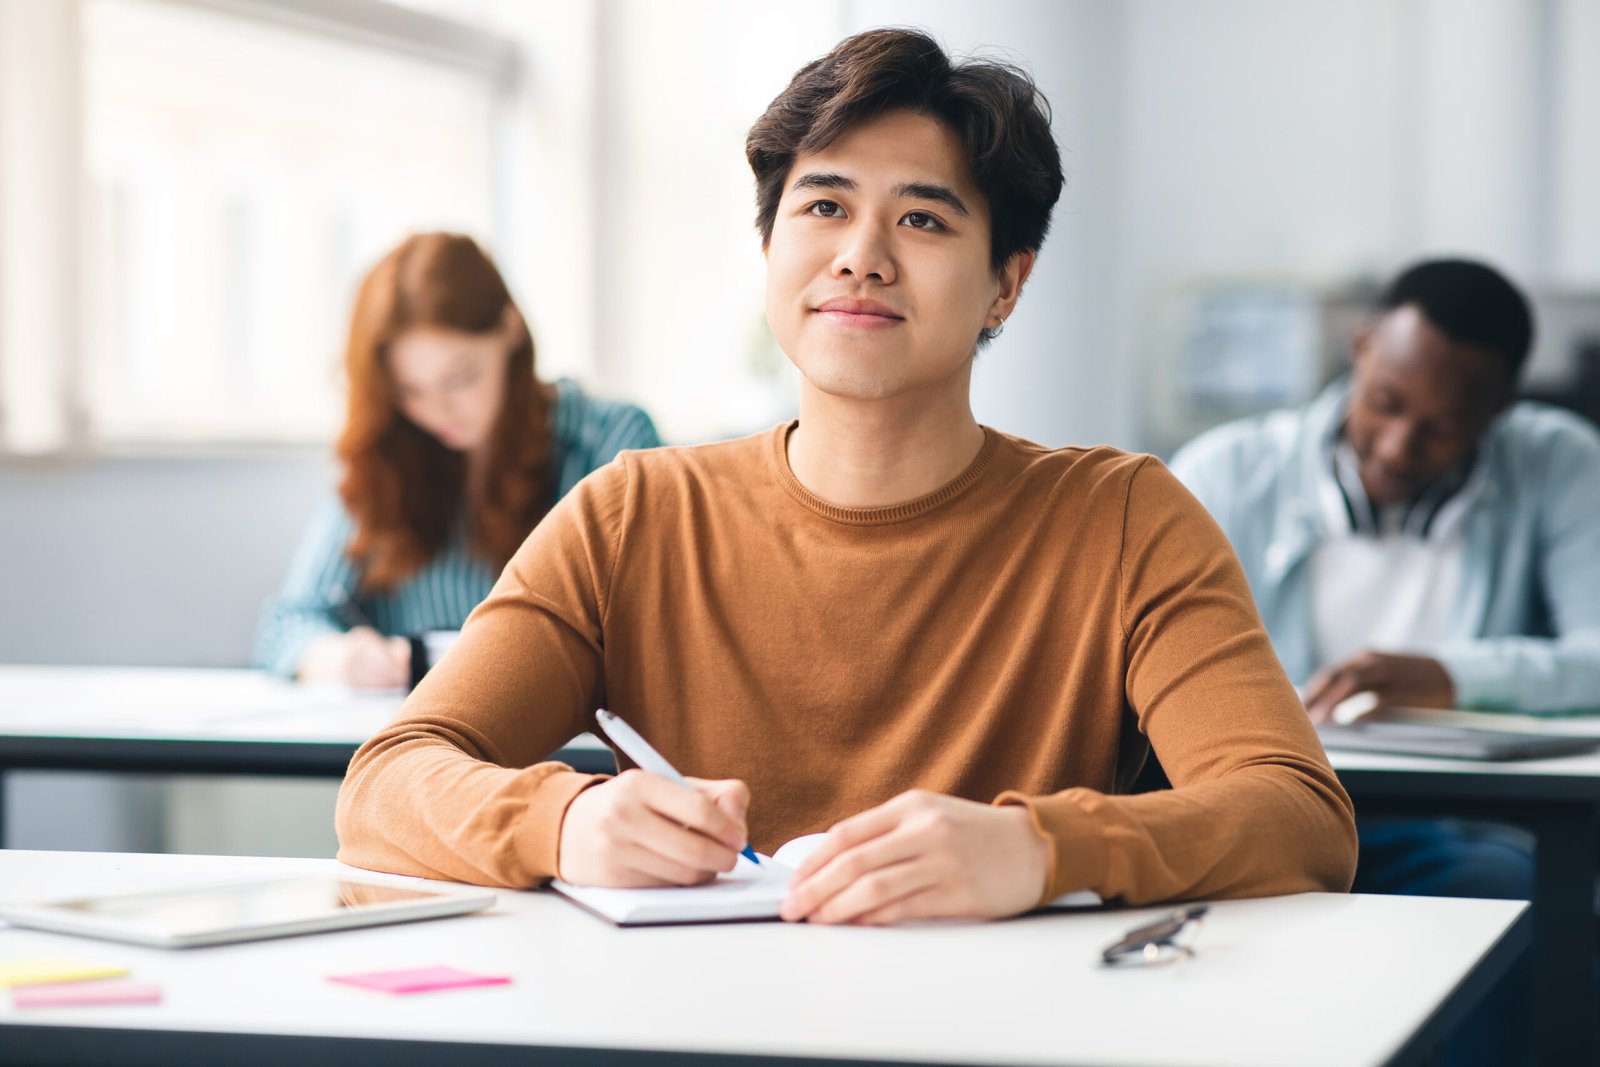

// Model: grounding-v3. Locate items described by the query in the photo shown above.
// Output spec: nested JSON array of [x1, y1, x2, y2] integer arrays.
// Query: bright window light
[[80, 0, 502, 444]]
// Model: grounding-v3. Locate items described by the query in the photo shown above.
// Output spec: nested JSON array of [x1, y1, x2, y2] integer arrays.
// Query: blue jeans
[[1354, 817, 1535, 1067]]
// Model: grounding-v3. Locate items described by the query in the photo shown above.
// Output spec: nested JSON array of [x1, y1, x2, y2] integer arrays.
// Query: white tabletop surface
[[0, 665, 402, 743], [0, 664, 613, 757], [0, 851, 1526, 1067]]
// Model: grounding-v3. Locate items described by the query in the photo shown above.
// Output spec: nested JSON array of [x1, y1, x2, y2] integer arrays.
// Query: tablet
[[0, 876, 496, 948]]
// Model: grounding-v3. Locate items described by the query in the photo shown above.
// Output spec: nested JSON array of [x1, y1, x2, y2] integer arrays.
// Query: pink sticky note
[[13, 982, 162, 1009], [327, 965, 510, 995]]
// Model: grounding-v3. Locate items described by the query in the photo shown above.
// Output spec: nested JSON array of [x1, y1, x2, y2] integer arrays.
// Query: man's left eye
[[903, 211, 941, 230]]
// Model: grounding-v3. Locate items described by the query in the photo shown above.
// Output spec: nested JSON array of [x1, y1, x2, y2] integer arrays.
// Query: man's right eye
[[806, 200, 843, 218]]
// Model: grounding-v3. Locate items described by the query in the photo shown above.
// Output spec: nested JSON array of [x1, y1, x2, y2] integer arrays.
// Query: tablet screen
[[51, 879, 437, 935], [2, 876, 494, 946]]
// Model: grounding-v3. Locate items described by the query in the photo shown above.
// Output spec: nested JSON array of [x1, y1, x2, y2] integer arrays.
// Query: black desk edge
[[0, 1029, 942, 1067], [0, 740, 618, 779]]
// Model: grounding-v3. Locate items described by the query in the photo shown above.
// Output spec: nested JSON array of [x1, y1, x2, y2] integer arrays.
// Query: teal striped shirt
[[255, 379, 659, 677]]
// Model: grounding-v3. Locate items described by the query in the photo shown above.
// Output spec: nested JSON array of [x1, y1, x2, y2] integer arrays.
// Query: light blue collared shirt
[[1169, 379, 1600, 712]]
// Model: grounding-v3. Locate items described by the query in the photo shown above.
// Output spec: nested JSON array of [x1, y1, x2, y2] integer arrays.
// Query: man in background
[[1171, 258, 1600, 1066]]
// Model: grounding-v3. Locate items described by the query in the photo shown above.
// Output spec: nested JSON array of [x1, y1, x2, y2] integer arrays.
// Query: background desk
[[0, 850, 1528, 1067], [0, 666, 616, 848], [1329, 744, 1600, 1066]]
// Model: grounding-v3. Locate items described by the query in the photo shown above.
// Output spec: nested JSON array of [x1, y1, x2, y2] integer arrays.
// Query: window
[[1, 0, 518, 451], [80, 0, 518, 445]]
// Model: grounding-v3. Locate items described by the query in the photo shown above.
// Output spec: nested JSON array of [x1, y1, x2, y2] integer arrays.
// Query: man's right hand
[[556, 771, 751, 887]]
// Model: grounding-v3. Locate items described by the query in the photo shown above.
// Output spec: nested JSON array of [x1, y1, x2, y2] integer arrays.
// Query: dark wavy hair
[[336, 233, 554, 592], [745, 27, 1064, 273]]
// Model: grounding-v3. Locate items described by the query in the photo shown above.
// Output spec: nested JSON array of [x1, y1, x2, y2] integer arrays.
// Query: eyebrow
[[893, 181, 970, 217], [789, 172, 971, 218]]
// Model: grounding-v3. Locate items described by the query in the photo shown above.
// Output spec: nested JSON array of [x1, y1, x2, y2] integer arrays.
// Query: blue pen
[[594, 709, 761, 866]]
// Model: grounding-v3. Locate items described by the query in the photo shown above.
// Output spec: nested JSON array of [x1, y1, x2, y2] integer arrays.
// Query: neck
[[786, 379, 985, 509]]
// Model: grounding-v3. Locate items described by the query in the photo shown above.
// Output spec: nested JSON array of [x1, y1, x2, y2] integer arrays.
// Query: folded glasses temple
[[1100, 904, 1209, 964]]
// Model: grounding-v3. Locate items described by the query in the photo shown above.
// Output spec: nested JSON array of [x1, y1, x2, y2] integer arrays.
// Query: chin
[[800, 367, 903, 401], [790, 350, 902, 401]]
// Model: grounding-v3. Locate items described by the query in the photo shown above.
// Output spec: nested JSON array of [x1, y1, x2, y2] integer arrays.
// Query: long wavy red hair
[[336, 233, 555, 592]]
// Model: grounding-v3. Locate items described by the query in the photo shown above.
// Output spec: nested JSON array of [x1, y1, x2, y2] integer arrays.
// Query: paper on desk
[[12, 981, 161, 1008], [550, 853, 798, 925], [328, 965, 511, 995], [553, 833, 1102, 925], [0, 958, 129, 988]]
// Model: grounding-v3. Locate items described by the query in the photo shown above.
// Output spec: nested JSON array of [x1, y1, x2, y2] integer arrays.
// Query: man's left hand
[[778, 791, 1050, 925], [1302, 651, 1456, 723]]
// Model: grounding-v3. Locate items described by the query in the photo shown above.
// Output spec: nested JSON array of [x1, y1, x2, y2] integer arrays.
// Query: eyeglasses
[[1099, 904, 1208, 966]]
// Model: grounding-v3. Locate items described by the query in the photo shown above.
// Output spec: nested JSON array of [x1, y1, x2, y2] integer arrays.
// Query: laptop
[[1317, 721, 1600, 762], [0, 875, 496, 948]]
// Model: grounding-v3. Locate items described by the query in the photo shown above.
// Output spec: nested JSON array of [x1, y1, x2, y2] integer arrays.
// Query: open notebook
[[548, 834, 1101, 926]]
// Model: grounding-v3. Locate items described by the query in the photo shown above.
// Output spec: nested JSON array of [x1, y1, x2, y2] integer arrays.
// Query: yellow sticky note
[[0, 959, 129, 989]]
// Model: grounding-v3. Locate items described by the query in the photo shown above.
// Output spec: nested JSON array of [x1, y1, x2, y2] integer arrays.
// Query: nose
[[1373, 420, 1423, 467], [831, 220, 896, 285]]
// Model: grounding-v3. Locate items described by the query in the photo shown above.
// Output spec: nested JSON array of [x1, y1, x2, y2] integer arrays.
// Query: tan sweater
[[337, 424, 1356, 904]]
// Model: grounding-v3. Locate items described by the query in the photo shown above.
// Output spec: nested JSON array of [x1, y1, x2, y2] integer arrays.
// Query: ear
[[985, 250, 1036, 329]]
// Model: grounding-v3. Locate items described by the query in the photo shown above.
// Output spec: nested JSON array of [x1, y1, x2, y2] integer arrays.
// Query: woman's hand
[[297, 627, 410, 688]]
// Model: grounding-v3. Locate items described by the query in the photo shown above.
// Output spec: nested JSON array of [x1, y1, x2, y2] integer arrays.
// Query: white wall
[[0, 453, 329, 666], [1554, 0, 1600, 285]]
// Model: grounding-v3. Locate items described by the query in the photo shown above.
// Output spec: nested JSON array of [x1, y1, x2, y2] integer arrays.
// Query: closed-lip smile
[[814, 297, 905, 329]]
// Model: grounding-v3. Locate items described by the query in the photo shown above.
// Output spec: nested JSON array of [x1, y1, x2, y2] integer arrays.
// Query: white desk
[[0, 851, 1528, 1067], [0, 664, 402, 740], [0, 666, 615, 845]]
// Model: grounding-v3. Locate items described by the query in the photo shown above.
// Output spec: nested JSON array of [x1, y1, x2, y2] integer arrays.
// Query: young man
[[337, 28, 1355, 923], [1171, 260, 1600, 1067]]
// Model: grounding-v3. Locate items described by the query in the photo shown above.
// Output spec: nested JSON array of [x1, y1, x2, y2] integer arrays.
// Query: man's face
[[1344, 304, 1512, 506], [763, 109, 1025, 404]]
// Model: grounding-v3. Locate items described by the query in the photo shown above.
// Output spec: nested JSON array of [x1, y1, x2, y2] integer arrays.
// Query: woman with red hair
[[257, 233, 658, 686]]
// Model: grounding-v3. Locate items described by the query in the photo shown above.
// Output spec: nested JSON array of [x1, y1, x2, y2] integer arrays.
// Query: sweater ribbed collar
[[769, 420, 1001, 526]]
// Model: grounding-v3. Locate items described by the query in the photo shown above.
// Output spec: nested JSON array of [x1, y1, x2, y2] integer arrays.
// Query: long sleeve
[[254, 497, 364, 679], [1002, 459, 1357, 904], [334, 466, 627, 886], [1431, 420, 1600, 712], [338, 429, 1357, 902]]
